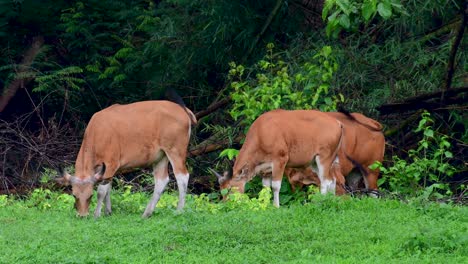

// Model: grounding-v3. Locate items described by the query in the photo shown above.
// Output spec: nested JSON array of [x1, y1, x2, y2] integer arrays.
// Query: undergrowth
[[0, 188, 466, 263]]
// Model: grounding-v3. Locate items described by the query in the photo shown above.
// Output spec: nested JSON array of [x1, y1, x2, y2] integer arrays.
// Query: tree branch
[[244, 0, 284, 61], [442, 2, 467, 100], [0, 36, 45, 113]]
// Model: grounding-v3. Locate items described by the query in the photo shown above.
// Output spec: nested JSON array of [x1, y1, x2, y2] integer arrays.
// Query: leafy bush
[[218, 44, 344, 186], [322, 0, 406, 38], [25, 188, 75, 211], [229, 44, 343, 129], [372, 111, 459, 199], [0, 195, 9, 208]]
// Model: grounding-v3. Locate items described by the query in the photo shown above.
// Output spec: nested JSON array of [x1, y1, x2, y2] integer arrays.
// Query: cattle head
[[55, 163, 106, 217], [210, 166, 247, 199]]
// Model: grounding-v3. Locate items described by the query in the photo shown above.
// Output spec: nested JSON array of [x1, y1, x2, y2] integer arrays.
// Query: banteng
[[212, 109, 345, 207], [56, 100, 197, 218], [285, 111, 385, 195]]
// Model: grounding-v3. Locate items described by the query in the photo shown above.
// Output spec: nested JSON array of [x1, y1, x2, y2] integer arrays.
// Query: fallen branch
[[384, 110, 423, 137], [378, 86, 468, 115], [189, 134, 243, 157], [195, 97, 230, 119]]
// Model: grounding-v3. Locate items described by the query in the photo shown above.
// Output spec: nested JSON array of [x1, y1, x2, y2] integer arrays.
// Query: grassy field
[[0, 192, 467, 263]]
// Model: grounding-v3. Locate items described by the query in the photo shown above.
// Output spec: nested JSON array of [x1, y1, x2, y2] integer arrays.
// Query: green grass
[[0, 193, 467, 263]]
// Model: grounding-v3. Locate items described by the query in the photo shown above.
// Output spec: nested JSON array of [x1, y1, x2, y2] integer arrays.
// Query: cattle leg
[[166, 150, 190, 211], [271, 160, 287, 208], [104, 181, 112, 215], [262, 176, 272, 188], [142, 157, 169, 218], [94, 182, 112, 218], [316, 156, 336, 195], [346, 171, 362, 191], [332, 162, 347, 195], [363, 168, 380, 197]]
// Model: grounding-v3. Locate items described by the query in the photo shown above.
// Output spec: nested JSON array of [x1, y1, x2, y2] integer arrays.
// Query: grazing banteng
[[55, 100, 197, 218], [213, 109, 344, 207], [285, 111, 385, 195]]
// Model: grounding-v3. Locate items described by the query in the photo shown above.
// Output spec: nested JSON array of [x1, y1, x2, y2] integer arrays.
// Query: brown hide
[[57, 100, 195, 216], [285, 112, 385, 193], [220, 109, 344, 205]]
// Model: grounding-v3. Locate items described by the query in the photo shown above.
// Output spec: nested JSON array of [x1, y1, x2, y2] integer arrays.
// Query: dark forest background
[[0, 0, 466, 200]]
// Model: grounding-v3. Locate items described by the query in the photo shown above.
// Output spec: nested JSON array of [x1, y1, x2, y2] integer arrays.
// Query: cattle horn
[[55, 166, 73, 186], [208, 168, 223, 179]]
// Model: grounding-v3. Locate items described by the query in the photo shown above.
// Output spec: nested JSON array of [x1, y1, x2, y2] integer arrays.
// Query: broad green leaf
[[368, 161, 381, 170], [339, 14, 351, 29], [377, 177, 386, 186], [362, 1, 376, 21], [424, 129, 434, 138], [336, 0, 351, 15], [377, 2, 392, 19]]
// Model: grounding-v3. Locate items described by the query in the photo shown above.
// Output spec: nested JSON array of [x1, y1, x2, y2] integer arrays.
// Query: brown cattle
[[285, 111, 385, 195], [56, 100, 197, 218], [213, 109, 345, 207]]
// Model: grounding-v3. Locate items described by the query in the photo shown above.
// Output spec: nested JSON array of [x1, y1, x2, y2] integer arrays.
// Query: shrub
[[372, 111, 459, 199]]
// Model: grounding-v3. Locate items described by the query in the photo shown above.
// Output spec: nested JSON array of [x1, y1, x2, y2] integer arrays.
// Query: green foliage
[[33, 66, 85, 92], [0, 195, 8, 207], [324, 0, 464, 113], [218, 148, 240, 160], [323, 0, 406, 38], [400, 227, 465, 256], [25, 188, 75, 211], [229, 44, 343, 128], [1, 192, 467, 263], [111, 185, 149, 213], [372, 111, 458, 199]]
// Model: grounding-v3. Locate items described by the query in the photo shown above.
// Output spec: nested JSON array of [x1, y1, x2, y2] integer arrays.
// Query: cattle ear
[[55, 167, 72, 186], [92, 163, 106, 183]]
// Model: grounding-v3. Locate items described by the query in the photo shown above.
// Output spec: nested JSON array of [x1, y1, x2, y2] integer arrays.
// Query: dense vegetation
[[0, 0, 466, 201]]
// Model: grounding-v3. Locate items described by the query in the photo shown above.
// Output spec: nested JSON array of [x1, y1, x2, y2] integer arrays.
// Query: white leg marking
[[143, 176, 169, 218], [175, 173, 189, 210], [271, 180, 281, 208], [262, 177, 272, 188], [333, 155, 340, 165], [315, 156, 326, 194], [321, 177, 336, 195], [316, 156, 336, 195], [310, 160, 319, 174], [104, 181, 112, 215], [187, 122, 192, 141], [94, 182, 111, 218]]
